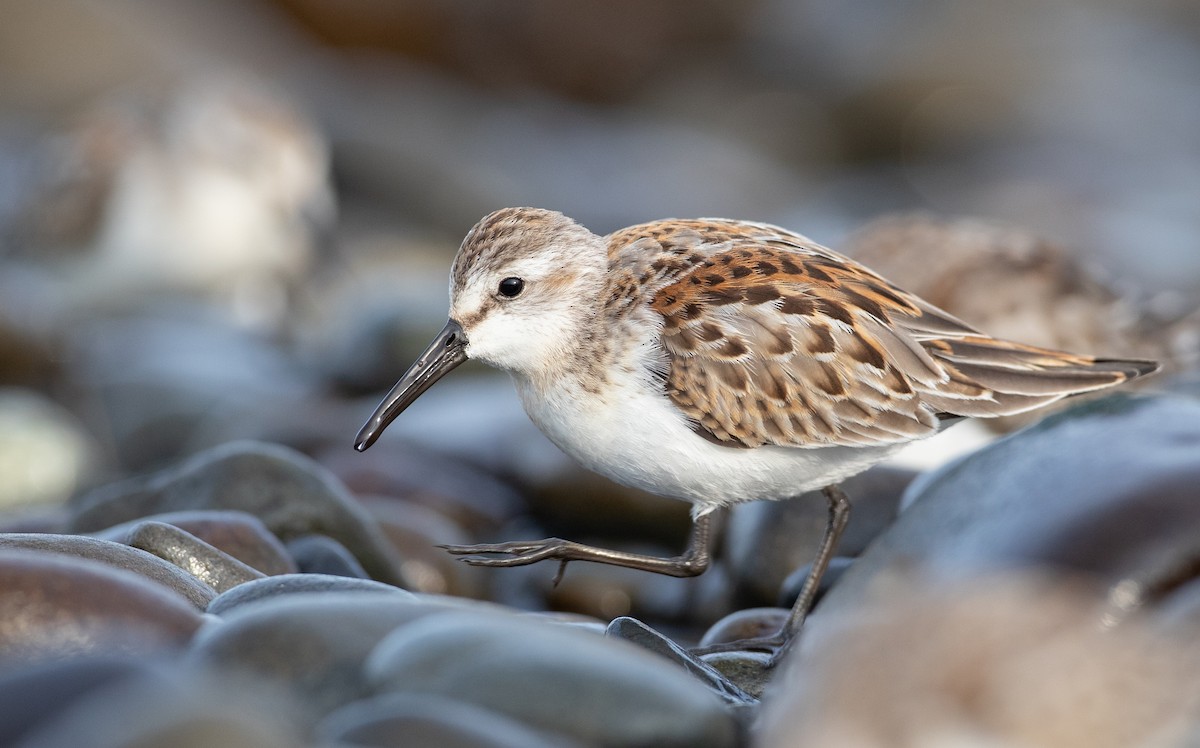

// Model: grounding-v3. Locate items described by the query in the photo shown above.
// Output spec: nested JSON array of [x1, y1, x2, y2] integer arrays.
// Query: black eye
[[498, 277, 525, 298]]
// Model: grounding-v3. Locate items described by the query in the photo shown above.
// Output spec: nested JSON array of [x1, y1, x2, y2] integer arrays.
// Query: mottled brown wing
[[648, 233, 1157, 449]]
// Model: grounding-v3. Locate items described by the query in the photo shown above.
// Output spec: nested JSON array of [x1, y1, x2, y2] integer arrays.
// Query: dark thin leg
[[693, 485, 851, 668], [440, 511, 714, 579]]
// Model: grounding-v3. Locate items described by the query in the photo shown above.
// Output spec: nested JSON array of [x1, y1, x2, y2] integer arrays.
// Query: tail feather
[[919, 335, 1160, 418]]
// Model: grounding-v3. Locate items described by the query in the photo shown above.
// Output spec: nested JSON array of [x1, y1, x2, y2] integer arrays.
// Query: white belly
[[515, 373, 903, 515]]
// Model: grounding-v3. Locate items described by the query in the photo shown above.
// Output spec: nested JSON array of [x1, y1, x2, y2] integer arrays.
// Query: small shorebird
[[355, 207, 1157, 664]]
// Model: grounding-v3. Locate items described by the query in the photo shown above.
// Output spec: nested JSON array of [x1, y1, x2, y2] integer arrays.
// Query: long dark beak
[[354, 320, 468, 451]]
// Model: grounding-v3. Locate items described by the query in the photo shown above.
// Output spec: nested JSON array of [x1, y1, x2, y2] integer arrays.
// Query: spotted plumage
[[355, 207, 1158, 664]]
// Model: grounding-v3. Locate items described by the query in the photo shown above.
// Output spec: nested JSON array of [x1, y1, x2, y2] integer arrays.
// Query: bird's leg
[[440, 511, 715, 580], [693, 485, 851, 668]]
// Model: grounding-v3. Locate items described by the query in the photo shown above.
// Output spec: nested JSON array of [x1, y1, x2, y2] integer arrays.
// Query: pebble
[[0, 549, 203, 662], [821, 394, 1200, 617], [206, 573, 410, 617], [286, 533, 371, 578], [723, 466, 913, 608], [93, 509, 296, 576], [0, 656, 165, 746], [0, 534, 216, 609], [318, 692, 580, 748], [367, 610, 739, 747], [190, 591, 485, 721], [13, 664, 305, 748], [121, 520, 265, 593], [68, 440, 408, 586], [760, 575, 1200, 748]]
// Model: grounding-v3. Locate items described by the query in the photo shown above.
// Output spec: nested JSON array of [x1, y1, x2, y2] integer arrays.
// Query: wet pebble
[[68, 440, 408, 586], [93, 509, 296, 576], [0, 655, 165, 746], [190, 591, 489, 721], [318, 692, 578, 748], [121, 521, 265, 593], [724, 466, 913, 608], [0, 533, 216, 609], [367, 610, 740, 747], [760, 575, 1200, 748], [207, 573, 410, 617], [0, 549, 203, 662], [287, 533, 371, 578], [821, 394, 1200, 617]]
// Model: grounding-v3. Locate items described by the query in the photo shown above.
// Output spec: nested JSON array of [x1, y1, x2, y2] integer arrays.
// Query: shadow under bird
[[355, 207, 1158, 666]]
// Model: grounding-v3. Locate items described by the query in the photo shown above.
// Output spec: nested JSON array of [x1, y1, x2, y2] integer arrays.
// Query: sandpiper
[[355, 207, 1158, 664]]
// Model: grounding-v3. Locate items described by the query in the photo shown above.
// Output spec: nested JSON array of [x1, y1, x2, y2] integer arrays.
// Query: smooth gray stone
[[724, 466, 913, 606], [778, 555, 855, 608], [69, 440, 408, 586], [287, 534, 371, 579], [208, 573, 410, 616], [605, 616, 756, 706], [13, 665, 304, 748], [319, 692, 579, 748], [367, 610, 739, 748], [0, 534, 216, 608], [190, 591, 480, 720], [0, 656, 165, 746], [122, 521, 265, 593], [822, 395, 1200, 618], [0, 549, 203, 661], [94, 510, 297, 576]]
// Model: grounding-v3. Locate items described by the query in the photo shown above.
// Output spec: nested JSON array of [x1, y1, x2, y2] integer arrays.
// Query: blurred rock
[[286, 533, 370, 579], [207, 573, 410, 617], [777, 555, 854, 609], [318, 692, 579, 748], [697, 608, 789, 650], [120, 520, 265, 594], [320, 427, 528, 536], [0, 656, 166, 746], [367, 610, 739, 747], [63, 310, 318, 470], [760, 575, 1200, 748], [13, 666, 305, 748], [93, 509, 297, 576], [0, 534, 216, 609], [604, 616, 756, 708], [357, 494, 487, 597], [724, 466, 913, 607], [822, 394, 1200, 618], [69, 440, 409, 587], [190, 591, 491, 722], [0, 549, 203, 662], [0, 388, 99, 511]]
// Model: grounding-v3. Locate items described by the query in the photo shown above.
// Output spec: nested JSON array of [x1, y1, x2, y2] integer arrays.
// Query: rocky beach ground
[[2, 1, 1199, 746]]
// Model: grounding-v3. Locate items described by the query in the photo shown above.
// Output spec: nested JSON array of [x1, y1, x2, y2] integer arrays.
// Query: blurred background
[[0, 0, 1197, 619]]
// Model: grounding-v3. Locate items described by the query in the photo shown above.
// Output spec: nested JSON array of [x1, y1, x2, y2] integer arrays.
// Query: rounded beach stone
[[207, 573, 410, 616], [94, 509, 296, 576], [68, 440, 408, 586], [0, 549, 203, 661], [0, 656, 165, 746], [286, 533, 370, 578], [367, 610, 738, 747], [121, 521, 265, 593], [820, 395, 1200, 618], [13, 665, 304, 748], [0, 534, 215, 609], [190, 591, 483, 720], [318, 692, 577, 748], [724, 466, 913, 606], [759, 575, 1200, 748]]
